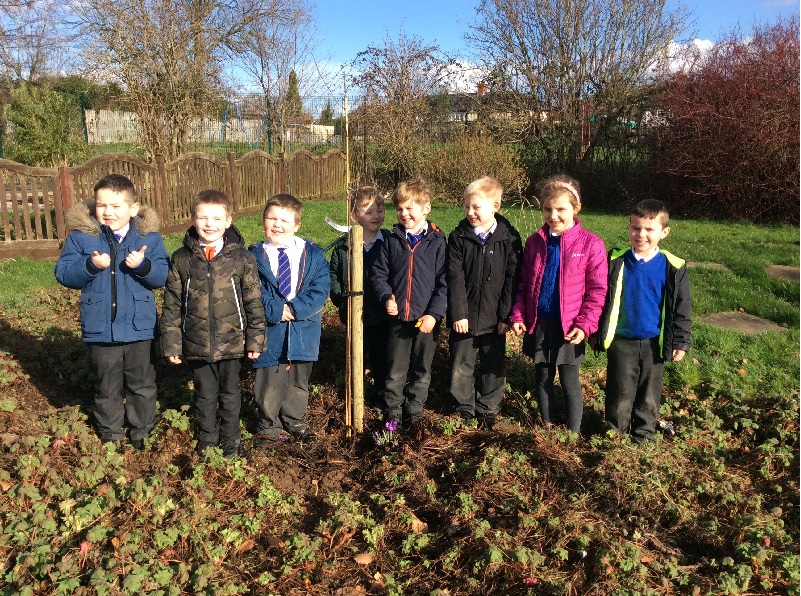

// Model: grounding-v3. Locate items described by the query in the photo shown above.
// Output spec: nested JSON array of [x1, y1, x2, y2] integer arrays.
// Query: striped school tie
[[277, 247, 291, 296]]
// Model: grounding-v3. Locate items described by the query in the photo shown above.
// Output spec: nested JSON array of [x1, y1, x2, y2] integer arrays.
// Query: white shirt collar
[[632, 246, 660, 262], [474, 219, 497, 237], [406, 222, 428, 238], [364, 229, 384, 251], [114, 224, 130, 240], [199, 238, 225, 252]]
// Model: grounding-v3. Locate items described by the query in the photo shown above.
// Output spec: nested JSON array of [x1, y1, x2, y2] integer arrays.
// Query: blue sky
[[314, 0, 800, 66]]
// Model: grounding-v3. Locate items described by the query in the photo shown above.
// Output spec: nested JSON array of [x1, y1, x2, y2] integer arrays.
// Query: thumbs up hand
[[386, 294, 398, 316], [91, 251, 111, 270], [125, 245, 148, 269]]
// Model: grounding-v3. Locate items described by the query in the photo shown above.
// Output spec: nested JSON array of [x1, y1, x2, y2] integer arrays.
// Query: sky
[[313, 0, 800, 67]]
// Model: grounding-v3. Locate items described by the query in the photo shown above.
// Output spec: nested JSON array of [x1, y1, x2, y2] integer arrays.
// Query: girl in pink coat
[[510, 175, 607, 432]]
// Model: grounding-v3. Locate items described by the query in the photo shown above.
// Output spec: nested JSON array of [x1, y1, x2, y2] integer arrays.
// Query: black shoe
[[481, 414, 497, 430], [195, 441, 216, 456], [130, 438, 145, 451], [458, 411, 475, 424], [290, 428, 314, 442], [221, 440, 241, 458]]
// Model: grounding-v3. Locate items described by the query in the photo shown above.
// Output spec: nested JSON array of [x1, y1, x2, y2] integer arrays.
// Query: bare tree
[[0, 0, 71, 83], [237, 0, 334, 152], [350, 30, 456, 181], [466, 0, 689, 168], [77, 0, 296, 159]]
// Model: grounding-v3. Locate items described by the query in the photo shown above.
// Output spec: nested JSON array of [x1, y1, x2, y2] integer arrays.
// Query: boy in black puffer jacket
[[161, 190, 266, 457]]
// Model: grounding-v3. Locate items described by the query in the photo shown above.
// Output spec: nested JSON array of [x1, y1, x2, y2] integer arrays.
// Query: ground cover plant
[[0, 200, 798, 594]]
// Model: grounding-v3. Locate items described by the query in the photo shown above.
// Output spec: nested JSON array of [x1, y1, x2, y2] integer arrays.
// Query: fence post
[[278, 151, 288, 194], [227, 152, 239, 214], [156, 154, 169, 225], [318, 154, 324, 199], [57, 165, 73, 239]]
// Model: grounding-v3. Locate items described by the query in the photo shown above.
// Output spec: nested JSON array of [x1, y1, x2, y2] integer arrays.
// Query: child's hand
[[91, 251, 111, 270], [564, 327, 585, 344], [281, 304, 295, 322], [386, 294, 398, 316], [417, 314, 436, 333], [672, 349, 686, 362], [452, 319, 468, 333], [247, 351, 260, 360], [511, 322, 526, 336], [125, 245, 147, 269], [497, 322, 510, 334], [168, 355, 182, 364]]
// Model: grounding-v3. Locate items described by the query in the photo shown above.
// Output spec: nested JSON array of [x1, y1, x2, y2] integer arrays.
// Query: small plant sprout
[[373, 419, 398, 446]]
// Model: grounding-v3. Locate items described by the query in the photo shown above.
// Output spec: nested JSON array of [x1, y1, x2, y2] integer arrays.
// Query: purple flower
[[385, 419, 398, 433]]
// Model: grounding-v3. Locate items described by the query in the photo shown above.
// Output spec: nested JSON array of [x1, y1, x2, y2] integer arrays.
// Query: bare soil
[[766, 264, 800, 281], [699, 311, 787, 334]]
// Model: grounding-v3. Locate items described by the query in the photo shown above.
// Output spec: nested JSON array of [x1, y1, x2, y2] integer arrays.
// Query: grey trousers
[[254, 361, 314, 436], [88, 341, 157, 442], [605, 335, 665, 442], [448, 331, 506, 417], [534, 363, 584, 432]]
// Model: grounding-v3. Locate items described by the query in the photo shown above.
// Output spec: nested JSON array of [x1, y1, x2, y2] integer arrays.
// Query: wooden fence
[[0, 149, 346, 259]]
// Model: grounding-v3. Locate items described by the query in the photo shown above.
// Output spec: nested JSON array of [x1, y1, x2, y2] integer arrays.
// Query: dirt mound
[[699, 311, 786, 334], [766, 265, 800, 281]]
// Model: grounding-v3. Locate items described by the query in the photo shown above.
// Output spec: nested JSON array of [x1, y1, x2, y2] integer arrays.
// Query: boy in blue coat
[[250, 194, 330, 442], [371, 177, 447, 431], [55, 174, 169, 449]]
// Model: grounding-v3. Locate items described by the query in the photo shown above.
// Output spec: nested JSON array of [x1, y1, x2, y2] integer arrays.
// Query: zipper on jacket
[[404, 247, 415, 320], [207, 260, 215, 361], [104, 227, 118, 324], [231, 278, 244, 330], [182, 276, 191, 333]]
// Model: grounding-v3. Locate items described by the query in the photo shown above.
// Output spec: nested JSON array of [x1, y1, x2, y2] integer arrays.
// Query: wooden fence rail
[[0, 149, 346, 259]]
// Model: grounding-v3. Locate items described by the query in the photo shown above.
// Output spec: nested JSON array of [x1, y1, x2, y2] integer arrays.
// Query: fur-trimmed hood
[[65, 201, 162, 236]]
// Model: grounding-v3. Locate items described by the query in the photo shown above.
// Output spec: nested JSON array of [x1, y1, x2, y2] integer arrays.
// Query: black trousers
[[605, 335, 665, 442], [448, 331, 506, 417], [88, 340, 157, 442], [189, 358, 242, 447], [383, 319, 439, 423], [254, 361, 314, 436], [364, 323, 388, 394]]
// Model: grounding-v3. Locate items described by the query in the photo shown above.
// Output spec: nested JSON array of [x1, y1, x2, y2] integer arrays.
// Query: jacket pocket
[[132, 292, 157, 331], [80, 294, 106, 336]]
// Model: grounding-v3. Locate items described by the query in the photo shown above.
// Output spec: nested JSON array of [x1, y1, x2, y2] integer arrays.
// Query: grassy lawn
[[0, 198, 798, 594]]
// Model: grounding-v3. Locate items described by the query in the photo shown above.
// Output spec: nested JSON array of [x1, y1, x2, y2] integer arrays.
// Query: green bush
[[6, 84, 91, 166]]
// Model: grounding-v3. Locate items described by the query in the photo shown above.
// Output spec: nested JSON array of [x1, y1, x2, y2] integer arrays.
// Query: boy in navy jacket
[[371, 178, 447, 430], [55, 174, 169, 449]]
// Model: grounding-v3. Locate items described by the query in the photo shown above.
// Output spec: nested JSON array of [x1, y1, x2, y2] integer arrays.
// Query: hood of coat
[[65, 201, 162, 236], [183, 224, 245, 253]]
